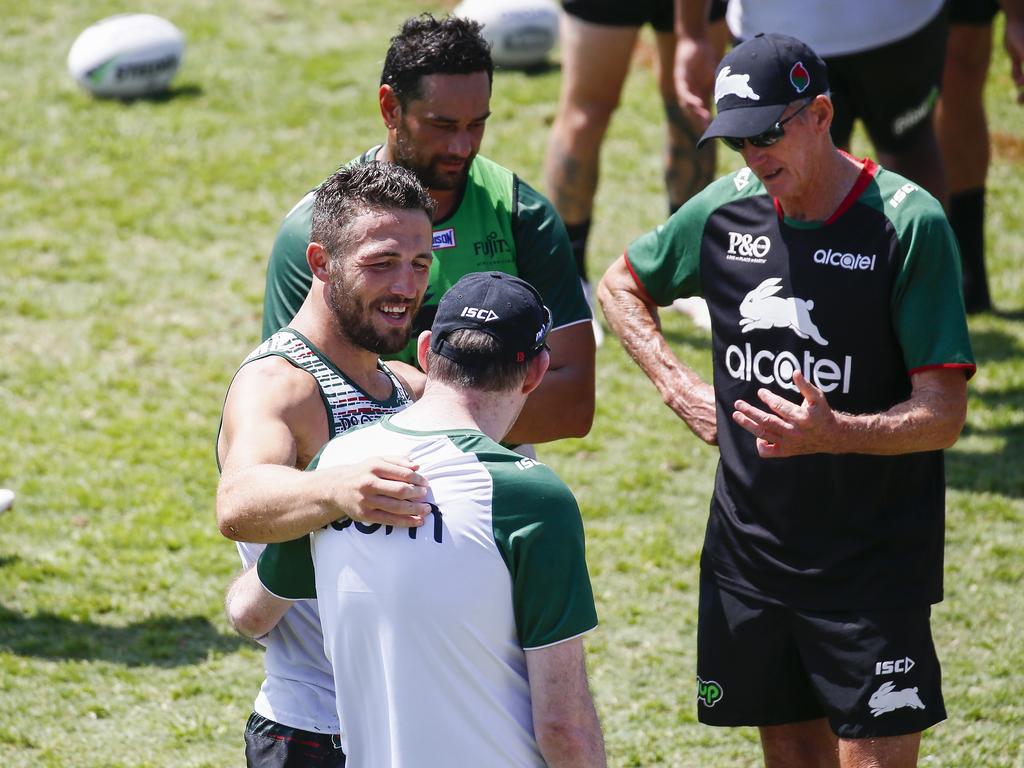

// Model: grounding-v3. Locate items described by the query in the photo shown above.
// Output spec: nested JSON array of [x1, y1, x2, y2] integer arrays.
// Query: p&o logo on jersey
[[725, 277, 853, 394], [727, 231, 771, 264]]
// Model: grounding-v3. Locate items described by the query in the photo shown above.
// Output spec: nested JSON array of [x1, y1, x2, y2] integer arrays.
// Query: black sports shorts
[[949, 0, 999, 25], [696, 572, 947, 739], [562, 0, 727, 33], [825, 8, 948, 152], [244, 712, 346, 768]]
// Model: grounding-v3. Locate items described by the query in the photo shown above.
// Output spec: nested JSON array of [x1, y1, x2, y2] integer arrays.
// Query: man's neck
[[777, 149, 862, 222], [389, 383, 522, 443], [290, 303, 389, 398]]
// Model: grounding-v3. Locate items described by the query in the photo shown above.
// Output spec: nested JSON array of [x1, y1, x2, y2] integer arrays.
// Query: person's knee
[[554, 100, 618, 146]]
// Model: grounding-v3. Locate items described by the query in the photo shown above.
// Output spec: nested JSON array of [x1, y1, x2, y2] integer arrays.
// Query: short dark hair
[[310, 162, 435, 259], [426, 329, 530, 392], [380, 14, 494, 107]]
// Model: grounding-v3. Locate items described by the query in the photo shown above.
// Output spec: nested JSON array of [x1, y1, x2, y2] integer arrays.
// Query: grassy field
[[1, 2, 1021, 766]]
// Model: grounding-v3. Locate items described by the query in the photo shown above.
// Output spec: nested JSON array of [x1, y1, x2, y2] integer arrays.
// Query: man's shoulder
[[864, 165, 947, 229]]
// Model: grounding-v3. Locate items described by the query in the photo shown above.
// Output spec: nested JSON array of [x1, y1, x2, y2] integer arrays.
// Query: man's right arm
[[673, 0, 717, 125], [526, 638, 606, 768], [216, 358, 430, 543], [597, 255, 717, 444]]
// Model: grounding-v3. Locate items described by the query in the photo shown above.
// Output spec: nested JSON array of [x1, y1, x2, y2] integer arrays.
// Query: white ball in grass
[[0, 488, 14, 513]]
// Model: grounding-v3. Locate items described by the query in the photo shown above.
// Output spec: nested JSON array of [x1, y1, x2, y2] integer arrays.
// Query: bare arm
[[598, 256, 717, 444], [732, 368, 968, 458], [526, 638, 606, 768], [1003, 0, 1024, 102], [503, 322, 596, 444], [216, 358, 430, 543], [673, 0, 717, 125], [225, 565, 294, 639]]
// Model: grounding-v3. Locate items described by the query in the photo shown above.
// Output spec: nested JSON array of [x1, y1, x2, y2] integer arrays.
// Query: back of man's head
[[311, 162, 435, 260], [427, 272, 551, 393], [380, 14, 494, 107]]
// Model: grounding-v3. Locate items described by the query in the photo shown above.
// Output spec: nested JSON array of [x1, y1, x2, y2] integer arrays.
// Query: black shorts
[[949, 0, 999, 25], [825, 8, 948, 152], [696, 572, 947, 739], [244, 712, 346, 768], [562, 0, 727, 33]]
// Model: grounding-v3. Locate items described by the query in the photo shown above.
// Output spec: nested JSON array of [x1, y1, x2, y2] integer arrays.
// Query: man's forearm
[[217, 464, 336, 543], [598, 271, 716, 444], [503, 363, 594, 443], [675, 0, 710, 38], [830, 375, 967, 455]]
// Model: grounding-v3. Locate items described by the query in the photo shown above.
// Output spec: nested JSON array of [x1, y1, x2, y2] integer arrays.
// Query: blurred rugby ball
[[453, 0, 560, 68], [68, 14, 185, 99]]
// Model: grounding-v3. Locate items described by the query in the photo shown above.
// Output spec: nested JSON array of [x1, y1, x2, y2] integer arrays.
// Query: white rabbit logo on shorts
[[869, 681, 926, 717], [738, 277, 828, 346]]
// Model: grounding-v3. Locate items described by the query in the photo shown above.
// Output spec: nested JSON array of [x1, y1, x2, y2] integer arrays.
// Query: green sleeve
[[625, 202, 706, 307], [490, 464, 598, 649], [257, 536, 317, 600], [890, 202, 976, 375], [512, 179, 592, 328], [262, 191, 315, 341]]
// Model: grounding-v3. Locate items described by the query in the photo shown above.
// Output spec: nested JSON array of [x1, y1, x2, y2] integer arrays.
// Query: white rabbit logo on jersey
[[868, 681, 926, 717], [739, 277, 828, 346]]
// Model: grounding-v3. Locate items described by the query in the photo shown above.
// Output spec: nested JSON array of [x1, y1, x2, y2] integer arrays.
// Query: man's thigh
[[244, 712, 346, 768], [696, 573, 824, 726], [826, 10, 948, 152], [562, 0, 672, 32], [792, 604, 946, 739]]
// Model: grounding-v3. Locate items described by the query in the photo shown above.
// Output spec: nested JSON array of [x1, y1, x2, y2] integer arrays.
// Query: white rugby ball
[[68, 14, 185, 98], [453, 0, 560, 69]]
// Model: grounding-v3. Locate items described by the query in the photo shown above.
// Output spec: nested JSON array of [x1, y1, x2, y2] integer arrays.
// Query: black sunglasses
[[721, 99, 813, 152], [532, 305, 553, 356]]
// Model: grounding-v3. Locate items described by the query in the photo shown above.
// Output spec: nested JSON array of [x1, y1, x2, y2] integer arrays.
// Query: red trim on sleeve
[[622, 251, 659, 306], [909, 362, 977, 381]]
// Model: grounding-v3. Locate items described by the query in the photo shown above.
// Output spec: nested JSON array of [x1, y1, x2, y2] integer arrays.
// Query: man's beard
[[326, 275, 418, 355], [393, 122, 471, 191]]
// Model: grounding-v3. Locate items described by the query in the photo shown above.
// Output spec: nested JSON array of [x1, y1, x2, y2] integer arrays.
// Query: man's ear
[[522, 350, 550, 396], [307, 242, 330, 282], [811, 94, 834, 135], [380, 84, 401, 130], [416, 330, 432, 373]]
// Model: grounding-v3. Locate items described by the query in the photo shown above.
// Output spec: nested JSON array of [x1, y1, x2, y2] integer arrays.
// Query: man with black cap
[[232, 272, 606, 768], [599, 33, 974, 768]]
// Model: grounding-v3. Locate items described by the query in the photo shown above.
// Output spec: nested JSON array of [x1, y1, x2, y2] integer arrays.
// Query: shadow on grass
[[0, 604, 245, 666], [112, 82, 204, 104]]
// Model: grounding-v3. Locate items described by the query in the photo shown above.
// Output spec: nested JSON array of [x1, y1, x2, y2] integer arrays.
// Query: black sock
[[564, 219, 592, 282], [949, 188, 991, 313]]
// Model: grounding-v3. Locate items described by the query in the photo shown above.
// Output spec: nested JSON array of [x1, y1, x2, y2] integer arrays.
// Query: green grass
[[1, 2, 1021, 766]]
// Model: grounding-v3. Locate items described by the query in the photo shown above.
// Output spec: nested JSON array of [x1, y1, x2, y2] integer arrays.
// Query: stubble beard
[[392, 122, 470, 192], [326, 273, 418, 355]]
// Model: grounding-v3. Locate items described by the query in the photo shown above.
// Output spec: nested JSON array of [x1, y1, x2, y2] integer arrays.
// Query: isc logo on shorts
[[875, 656, 915, 675]]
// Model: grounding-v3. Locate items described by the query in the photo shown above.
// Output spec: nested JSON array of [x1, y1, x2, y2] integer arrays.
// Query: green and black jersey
[[258, 417, 597, 767], [627, 157, 975, 611], [261, 149, 590, 364]]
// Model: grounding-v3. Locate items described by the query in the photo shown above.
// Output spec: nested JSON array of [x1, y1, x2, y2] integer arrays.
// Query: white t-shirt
[[726, 0, 945, 57], [259, 418, 598, 767]]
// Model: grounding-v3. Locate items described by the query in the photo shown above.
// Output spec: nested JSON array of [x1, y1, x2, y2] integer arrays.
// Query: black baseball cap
[[697, 33, 829, 148], [430, 272, 552, 365]]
